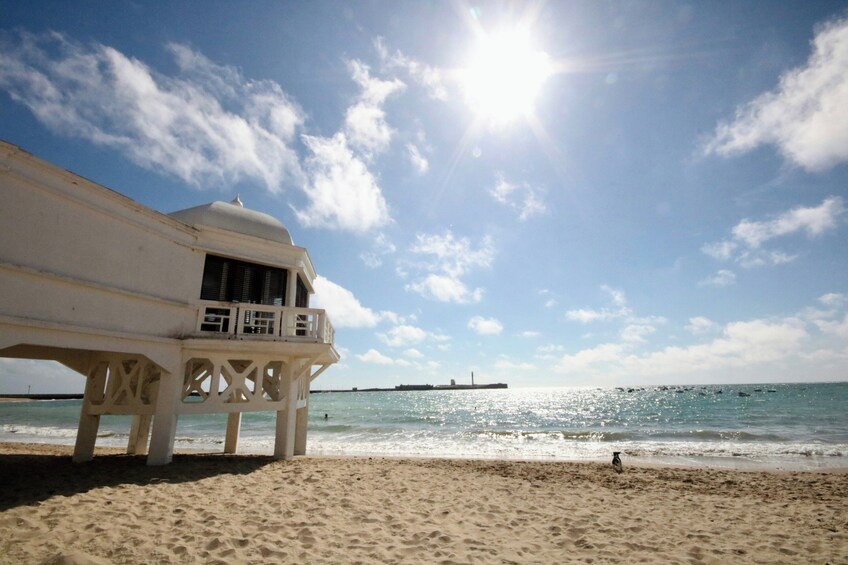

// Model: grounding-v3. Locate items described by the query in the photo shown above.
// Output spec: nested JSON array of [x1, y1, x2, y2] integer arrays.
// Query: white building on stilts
[[0, 141, 338, 465]]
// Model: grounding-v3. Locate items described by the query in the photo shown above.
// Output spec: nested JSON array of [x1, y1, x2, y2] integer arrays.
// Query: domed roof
[[169, 197, 293, 245]]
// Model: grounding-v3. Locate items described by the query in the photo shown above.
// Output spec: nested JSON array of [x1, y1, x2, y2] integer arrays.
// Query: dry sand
[[1, 443, 846, 564]]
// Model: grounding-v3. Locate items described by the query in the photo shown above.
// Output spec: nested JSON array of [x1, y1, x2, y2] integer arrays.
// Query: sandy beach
[[1, 443, 846, 564]]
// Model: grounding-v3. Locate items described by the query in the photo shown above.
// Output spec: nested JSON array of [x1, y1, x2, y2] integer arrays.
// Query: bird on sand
[[612, 452, 623, 473]]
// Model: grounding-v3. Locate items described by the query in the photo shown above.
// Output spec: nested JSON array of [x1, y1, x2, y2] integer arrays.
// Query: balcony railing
[[195, 302, 334, 344]]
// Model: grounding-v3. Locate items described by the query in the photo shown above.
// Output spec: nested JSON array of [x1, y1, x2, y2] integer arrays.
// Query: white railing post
[[274, 309, 283, 338], [284, 308, 290, 338], [235, 306, 244, 336], [195, 301, 333, 345]]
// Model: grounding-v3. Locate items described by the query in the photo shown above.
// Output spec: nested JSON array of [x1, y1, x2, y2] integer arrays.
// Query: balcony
[[195, 301, 335, 345]]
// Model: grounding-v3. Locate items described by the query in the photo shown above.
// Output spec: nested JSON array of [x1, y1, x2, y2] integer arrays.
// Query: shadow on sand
[[0, 449, 283, 511]]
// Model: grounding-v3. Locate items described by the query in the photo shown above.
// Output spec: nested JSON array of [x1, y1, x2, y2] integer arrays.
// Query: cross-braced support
[[73, 354, 164, 462], [66, 348, 326, 465]]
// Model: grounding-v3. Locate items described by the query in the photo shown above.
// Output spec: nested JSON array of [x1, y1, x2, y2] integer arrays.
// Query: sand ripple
[[1, 443, 846, 564]]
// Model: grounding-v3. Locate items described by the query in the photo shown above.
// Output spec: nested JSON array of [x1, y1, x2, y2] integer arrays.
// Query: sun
[[461, 28, 552, 125]]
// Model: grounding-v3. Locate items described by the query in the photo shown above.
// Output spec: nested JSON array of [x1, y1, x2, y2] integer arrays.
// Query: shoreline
[[2, 435, 846, 473], [2, 441, 848, 474], [1, 442, 846, 564]]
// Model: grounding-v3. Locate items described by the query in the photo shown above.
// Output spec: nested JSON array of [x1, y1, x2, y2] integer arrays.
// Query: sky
[[1, 1, 847, 392]]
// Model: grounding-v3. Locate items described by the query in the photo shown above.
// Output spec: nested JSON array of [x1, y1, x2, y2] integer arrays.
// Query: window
[[295, 274, 309, 308], [200, 254, 287, 305]]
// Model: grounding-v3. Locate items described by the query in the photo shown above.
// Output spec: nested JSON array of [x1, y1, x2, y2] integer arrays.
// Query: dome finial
[[231, 194, 243, 207]]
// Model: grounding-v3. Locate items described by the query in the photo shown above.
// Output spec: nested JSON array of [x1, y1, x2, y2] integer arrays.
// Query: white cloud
[[556, 318, 809, 377], [566, 286, 632, 323], [377, 324, 450, 348], [816, 313, 848, 339], [403, 231, 494, 304], [311, 276, 389, 328], [0, 34, 397, 235], [553, 293, 848, 383], [800, 294, 848, 348], [295, 133, 391, 231], [409, 232, 495, 277], [406, 274, 483, 304], [0, 359, 83, 394], [737, 250, 797, 269], [702, 197, 844, 268], [292, 57, 407, 232], [344, 60, 405, 158], [357, 349, 396, 365], [699, 269, 737, 287], [731, 197, 844, 248], [490, 173, 547, 220], [375, 37, 447, 101], [0, 32, 304, 191], [536, 344, 565, 361], [686, 316, 719, 335], [819, 292, 847, 307], [628, 319, 808, 376], [704, 17, 848, 171], [539, 289, 558, 308], [468, 316, 503, 335], [520, 331, 541, 338], [564, 287, 667, 348], [602, 285, 627, 307], [555, 343, 627, 374], [566, 308, 622, 323], [494, 358, 537, 371], [406, 143, 429, 174], [621, 324, 656, 344], [701, 240, 738, 261], [403, 348, 425, 359], [360, 232, 397, 268]]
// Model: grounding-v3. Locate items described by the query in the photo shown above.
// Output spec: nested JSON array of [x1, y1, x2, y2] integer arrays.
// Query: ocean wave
[[309, 435, 848, 466], [0, 423, 78, 439], [463, 429, 788, 443], [682, 429, 785, 441], [474, 430, 634, 442], [313, 424, 356, 433]]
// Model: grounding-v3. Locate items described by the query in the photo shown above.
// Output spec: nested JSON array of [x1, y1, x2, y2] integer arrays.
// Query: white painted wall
[[0, 143, 201, 338], [0, 141, 318, 340]]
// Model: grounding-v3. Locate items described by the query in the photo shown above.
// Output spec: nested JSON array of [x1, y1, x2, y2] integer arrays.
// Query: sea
[[2, 382, 846, 471]]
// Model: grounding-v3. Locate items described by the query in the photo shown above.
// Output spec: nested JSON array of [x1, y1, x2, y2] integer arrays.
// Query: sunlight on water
[[305, 384, 848, 469], [1, 383, 846, 470]]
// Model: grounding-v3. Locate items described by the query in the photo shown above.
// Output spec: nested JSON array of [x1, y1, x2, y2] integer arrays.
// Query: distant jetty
[[313, 374, 507, 394], [311, 382, 507, 394], [0, 394, 83, 400]]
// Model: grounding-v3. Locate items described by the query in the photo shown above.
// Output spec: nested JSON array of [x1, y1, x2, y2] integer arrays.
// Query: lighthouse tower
[[0, 141, 338, 465]]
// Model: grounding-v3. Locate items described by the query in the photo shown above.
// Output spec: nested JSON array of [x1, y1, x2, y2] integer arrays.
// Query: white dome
[[169, 199, 293, 245]]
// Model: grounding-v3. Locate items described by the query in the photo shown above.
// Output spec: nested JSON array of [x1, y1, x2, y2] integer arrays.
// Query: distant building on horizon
[[0, 140, 338, 465]]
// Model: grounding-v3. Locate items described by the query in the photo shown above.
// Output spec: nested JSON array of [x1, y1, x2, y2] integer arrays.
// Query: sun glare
[[461, 28, 552, 125]]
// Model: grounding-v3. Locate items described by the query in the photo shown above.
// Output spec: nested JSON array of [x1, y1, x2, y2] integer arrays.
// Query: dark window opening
[[295, 275, 309, 308], [295, 274, 309, 336], [200, 254, 287, 305]]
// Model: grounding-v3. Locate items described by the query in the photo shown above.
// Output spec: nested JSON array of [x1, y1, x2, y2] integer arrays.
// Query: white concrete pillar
[[224, 412, 242, 454], [127, 414, 152, 455], [286, 270, 298, 308], [73, 408, 100, 463], [73, 361, 106, 463], [294, 402, 309, 456], [274, 363, 298, 460], [147, 364, 182, 466]]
